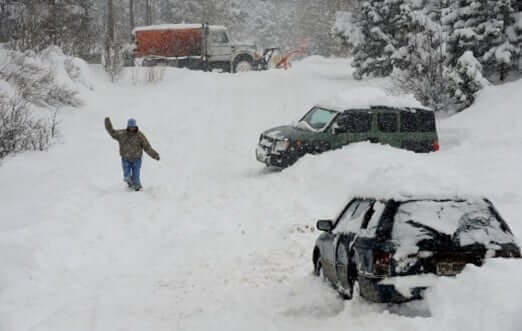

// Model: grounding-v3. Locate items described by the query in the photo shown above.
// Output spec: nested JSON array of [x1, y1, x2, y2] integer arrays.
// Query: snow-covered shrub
[[0, 93, 59, 159], [390, 9, 455, 112], [0, 48, 82, 107], [447, 51, 489, 111], [0, 46, 89, 160]]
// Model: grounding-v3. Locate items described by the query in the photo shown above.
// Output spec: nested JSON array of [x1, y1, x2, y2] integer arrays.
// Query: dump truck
[[132, 23, 281, 73]]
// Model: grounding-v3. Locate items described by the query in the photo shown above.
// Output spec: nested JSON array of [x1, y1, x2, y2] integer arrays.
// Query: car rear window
[[392, 199, 516, 257], [400, 111, 436, 132], [378, 113, 398, 132]]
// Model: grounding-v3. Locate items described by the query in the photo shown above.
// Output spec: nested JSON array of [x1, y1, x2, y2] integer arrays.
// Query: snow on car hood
[[262, 125, 307, 140]]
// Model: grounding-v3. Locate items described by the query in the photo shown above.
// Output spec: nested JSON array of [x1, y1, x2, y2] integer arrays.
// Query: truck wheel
[[234, 59, 253, 73]]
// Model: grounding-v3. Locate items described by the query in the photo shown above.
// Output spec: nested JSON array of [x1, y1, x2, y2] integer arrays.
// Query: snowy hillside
[[1, 58, 521, 331]]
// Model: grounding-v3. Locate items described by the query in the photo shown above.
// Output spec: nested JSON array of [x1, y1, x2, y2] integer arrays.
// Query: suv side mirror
[[331, 121, 348, 134], [331, 122, 341, 134], [317, 220, 333, 232]]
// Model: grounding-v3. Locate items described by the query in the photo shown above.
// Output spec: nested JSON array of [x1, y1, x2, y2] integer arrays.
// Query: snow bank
[[426, 259, 522, 331]]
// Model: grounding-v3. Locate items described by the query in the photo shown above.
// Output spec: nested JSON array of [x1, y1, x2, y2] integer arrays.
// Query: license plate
[[436, 262, 465, 276]]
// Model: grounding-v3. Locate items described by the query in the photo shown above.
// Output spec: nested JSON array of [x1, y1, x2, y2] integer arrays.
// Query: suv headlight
[[274, 139, 290, 152]]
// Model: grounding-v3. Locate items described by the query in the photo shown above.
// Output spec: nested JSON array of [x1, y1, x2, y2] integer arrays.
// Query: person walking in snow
[[105, 117, 160, 191]]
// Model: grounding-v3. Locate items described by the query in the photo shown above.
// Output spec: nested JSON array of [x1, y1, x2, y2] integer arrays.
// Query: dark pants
[[122, 158, 142, 186]]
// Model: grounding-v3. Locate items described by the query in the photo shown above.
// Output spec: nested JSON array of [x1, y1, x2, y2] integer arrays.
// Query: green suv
[[256, 105, 439, 168]]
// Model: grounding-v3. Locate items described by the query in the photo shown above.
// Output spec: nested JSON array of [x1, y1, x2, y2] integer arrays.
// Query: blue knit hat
[[127, 118, 137, 128]]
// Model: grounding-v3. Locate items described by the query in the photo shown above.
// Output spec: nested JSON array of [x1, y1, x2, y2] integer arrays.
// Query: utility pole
[[107, 0, 115, 44], [130, 0, 135, 29], [146, 0, 152, 25]]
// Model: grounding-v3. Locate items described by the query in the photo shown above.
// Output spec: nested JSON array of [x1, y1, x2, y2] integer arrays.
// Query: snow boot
[[133, 183, 142, 191], [124, 176, 133, 188]]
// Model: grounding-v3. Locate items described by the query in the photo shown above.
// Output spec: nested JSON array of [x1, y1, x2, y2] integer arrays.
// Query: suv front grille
[[259, 135, 275, 151]]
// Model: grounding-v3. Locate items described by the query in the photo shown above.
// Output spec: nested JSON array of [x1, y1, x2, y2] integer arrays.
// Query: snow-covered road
[[1, 58, 521, 331]]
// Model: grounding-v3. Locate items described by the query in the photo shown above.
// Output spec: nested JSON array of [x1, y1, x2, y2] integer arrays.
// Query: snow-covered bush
[[0, 46, 89, 160], [0, 47, 83, 107], [0, 93, 59, 159], [447, 51, 489, 111], [390, 9, 455, 112]]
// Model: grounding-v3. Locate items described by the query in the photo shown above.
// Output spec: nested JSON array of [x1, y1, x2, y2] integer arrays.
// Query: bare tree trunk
[[130, 0, 135, 29], [47, 0, 58, 46], [105, 0, 115, 73], [107, 0, 115, 44]]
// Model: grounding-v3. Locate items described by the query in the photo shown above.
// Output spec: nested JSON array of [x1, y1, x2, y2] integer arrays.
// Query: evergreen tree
[[447, 51, 488, 110], [444, 0, 519, 81], [352, 0, 413, 79]]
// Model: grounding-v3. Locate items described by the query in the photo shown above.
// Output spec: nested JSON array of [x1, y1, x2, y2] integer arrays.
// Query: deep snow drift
[[1, 58, 521, 331]]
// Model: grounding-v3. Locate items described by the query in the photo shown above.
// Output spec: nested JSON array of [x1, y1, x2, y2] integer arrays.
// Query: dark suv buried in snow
[[312, 197, 521, 303], [256, 105, 439, 168]]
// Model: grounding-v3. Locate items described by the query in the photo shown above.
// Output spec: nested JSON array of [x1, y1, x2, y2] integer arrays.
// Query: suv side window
[[339, 112, 371, 133], [400, 110, 435, 132], [417, 112, 436, 132], [400, 111, 418, 132], [378, 113, 398, 132]]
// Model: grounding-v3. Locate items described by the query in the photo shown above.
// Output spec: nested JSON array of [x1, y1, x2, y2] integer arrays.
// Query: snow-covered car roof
[[378, 194, 487, 202], [133, 24, 226, 34], [317, 87, 432, 112]]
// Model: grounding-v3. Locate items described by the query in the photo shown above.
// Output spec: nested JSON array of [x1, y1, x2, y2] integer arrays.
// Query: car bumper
[[256, 145, 289, 168], [359, 276, 428, 303]]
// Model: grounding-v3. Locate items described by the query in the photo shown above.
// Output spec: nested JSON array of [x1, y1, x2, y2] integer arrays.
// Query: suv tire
[[234, 58, 253, 73]]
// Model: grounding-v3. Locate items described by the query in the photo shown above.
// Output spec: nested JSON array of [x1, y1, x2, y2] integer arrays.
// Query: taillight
[[433, 140, 440, 152], [374, 251, 392, 275]]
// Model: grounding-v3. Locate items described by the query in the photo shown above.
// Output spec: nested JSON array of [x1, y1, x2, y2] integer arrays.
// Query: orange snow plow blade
[[275, 40, 309, 70]]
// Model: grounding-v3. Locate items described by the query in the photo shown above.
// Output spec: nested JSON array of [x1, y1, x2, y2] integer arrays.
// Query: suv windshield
[[298, 107, 338, 131]]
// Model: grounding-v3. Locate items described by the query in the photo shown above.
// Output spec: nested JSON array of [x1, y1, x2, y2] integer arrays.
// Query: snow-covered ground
[[1, 58, 521, 331]]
